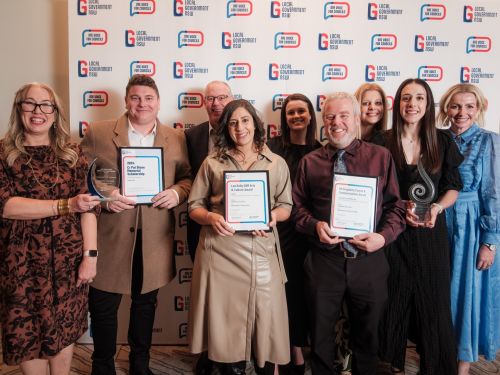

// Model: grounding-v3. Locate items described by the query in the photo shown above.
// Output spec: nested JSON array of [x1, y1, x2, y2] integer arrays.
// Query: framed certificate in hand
[[120, 147, 164, 205], [224, 170, 271, 232], [330, 173, 378, 238]]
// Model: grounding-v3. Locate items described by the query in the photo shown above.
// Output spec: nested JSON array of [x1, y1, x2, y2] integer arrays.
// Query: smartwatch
[[84, 249, 99, 257]]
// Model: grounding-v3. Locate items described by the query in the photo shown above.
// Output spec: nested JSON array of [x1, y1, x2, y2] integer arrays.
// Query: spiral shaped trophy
[[408, 157, 436, 223]]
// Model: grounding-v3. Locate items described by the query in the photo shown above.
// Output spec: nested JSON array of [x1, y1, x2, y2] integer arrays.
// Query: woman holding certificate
[[377, 78, 463, 374], [188, 99, 293, 375], [267, 93, 321, 375], [438, 84, 500, 375], [0, 83, 99, 373]]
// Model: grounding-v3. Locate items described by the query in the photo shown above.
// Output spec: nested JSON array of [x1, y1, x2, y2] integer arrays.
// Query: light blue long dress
[[445, 124, 500, 362]]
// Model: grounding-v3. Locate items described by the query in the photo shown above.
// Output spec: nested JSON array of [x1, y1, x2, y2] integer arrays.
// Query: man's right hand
[[315, 221, 345, 245]]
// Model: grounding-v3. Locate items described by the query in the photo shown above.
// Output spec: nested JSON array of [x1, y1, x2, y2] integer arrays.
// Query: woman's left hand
[[253, 211, 277, 238], [476, 245, 496, 271], [423, 204, 440, 228], [77, 256, 97, 287]]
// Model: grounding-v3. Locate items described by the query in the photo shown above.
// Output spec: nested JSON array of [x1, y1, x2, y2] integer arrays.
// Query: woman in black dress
[[267, 94, 321, 375], [377, 78, 463, 375]]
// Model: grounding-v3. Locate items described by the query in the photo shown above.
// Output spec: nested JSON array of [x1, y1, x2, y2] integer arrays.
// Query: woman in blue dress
[[438, 83, 500, 375]]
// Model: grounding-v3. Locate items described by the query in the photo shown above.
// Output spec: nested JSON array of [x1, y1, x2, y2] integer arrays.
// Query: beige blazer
[[80, 114, 192, 294]]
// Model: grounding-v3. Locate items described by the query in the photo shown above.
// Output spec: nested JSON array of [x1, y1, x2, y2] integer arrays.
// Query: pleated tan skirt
[[188, 226, 290, 367]]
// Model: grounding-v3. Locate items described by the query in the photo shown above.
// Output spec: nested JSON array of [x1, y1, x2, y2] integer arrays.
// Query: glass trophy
[[408, 157, 436, 223], [87, 159, 120, 201]]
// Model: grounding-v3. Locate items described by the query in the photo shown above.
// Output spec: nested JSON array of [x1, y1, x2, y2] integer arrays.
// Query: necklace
[[401, 136, 420, 165], [232, 151, 258, 167], [27, 156, 60, 189]]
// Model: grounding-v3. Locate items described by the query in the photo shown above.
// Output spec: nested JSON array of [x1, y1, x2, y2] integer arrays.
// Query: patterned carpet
[[1, 344, 499, 374]]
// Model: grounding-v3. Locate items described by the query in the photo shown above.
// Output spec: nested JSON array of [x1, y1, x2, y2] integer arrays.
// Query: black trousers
[[89, 231, 159, 375], [305, 247, 389, 375]]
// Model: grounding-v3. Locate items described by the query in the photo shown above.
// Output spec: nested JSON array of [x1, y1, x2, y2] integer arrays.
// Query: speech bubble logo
[[274, 32, 301, 49], [177, 93, 204, 109], [178, 268, 192, 283], [371, 34, 397, 51], [466, 36, 491, 53], [178, 30, 204, 47], [418, 65, 443, 81], [272, 94, 289, 111], [79, 121, 89, 138], [130, 0, 156, 16], [82, 29, 108, 47], [130, 60, 156, 77], [83, 91, 109, 108], [226, 63, 252, 80], [322, 64, 348, 81], [420, 4, 446, 21], [324, 2, 350, 19], [227, 0, 253, 17], [316, 95, 326, 112]]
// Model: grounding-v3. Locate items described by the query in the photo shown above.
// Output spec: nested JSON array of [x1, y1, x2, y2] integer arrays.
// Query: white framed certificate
[[330, 173, 378, 238], [120, 147, 164, 205], [224, 170, 271, 232]]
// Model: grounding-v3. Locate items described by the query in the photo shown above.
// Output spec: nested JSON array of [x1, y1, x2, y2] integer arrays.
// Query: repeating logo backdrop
[[70, 0, 500, 344]]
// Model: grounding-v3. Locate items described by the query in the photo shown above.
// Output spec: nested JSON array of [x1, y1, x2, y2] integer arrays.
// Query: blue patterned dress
[[445, 124, 500, 362]]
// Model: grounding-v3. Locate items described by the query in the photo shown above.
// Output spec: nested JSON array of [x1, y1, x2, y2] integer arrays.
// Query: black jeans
[[89, 231, 159, 375]]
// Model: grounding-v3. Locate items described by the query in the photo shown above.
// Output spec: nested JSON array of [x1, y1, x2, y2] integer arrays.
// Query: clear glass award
[[408, 158, 436, 223], [87, 159, 120, 201]]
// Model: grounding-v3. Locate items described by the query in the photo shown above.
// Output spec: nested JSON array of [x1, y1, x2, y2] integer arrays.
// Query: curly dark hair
[[215, 99, 266, 157], [279, 93, 318, 148]]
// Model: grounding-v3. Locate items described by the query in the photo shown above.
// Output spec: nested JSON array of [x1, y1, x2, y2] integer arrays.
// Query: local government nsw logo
[[178, 30, 204, 47], [173, 0, 209, 16], [125, 29, 160, 47], [270, 1, 306, 18], [173, 61, 208, 79], [222, 32, 257, 49], [130, 0, 156, 16], [268, 63, 305, 81], [414, 35, 449, 52], [367, 3, 403, 20], [463, 5, 498, 23], [460, 66, 495, 83], [77, 0, 113, 16], [78, 60, 113, 78], [318, 33, 354, 51], [365, 65, 400, 82], [227, 0, 253, 17], [82, 29, 108, 46]]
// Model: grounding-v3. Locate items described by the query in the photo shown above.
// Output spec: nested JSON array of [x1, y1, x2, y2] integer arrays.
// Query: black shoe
[[129, 367, 155, 375], [196, 352, 214, 375]]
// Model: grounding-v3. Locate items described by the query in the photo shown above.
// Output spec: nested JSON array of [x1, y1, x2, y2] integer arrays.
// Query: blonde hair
[[354, 83, 389, 133], [3, 82, 78, 167], [438, 83, 487, 128]]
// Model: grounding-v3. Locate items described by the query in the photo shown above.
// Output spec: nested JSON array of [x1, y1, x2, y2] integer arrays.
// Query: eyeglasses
[[18, 101, 57, 114], [205, 95, 229, 103]]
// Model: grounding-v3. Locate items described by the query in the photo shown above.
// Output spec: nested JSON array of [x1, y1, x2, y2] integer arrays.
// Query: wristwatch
[[484, 243, 497, 252], [83, 249, 99, 257]]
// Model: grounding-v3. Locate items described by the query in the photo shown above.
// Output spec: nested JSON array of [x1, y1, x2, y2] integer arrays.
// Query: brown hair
[[126, 74, 160, 97], [389, 78, 440, 173], [279, 93, 317, 148]]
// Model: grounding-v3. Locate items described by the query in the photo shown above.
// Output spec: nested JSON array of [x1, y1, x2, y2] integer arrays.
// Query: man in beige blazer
[[81, 75, 192, 375]]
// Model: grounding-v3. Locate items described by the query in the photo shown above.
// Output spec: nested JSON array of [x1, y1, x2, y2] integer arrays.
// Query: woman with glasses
[[0, 83, 100, 374], [267, 93, 320, 375], [438, 84, 500, 375], [188, 99, 292, 375]]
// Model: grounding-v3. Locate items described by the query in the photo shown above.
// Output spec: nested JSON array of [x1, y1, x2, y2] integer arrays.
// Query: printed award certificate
[[120, 147, 164, 205], [224, 170, 271, 232], [330, 173, 378, 238]]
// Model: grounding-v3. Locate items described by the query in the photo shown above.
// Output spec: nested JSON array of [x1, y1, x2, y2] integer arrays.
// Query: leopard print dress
[[0, 143, 93, 365]]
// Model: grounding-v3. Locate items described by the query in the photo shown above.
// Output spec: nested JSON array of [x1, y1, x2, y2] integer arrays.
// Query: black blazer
[[185, 122, 210, 261]]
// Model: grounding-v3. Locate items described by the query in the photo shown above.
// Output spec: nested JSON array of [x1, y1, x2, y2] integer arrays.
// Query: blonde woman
[[354, 83, 388, 142], [439, 84, 500, 375], [0, 83, 99, 374]]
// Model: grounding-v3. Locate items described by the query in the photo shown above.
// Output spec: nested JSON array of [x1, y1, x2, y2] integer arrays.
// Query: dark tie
[[334, 150, 358, 257]]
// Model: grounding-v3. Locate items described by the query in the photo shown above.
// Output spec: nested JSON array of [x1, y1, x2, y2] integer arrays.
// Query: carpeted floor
[[1, 344, 499, 374]]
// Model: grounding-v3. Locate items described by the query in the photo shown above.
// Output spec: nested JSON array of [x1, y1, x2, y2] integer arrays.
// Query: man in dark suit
[[185, 81, 233, 375], [185, 80, 233, 261]]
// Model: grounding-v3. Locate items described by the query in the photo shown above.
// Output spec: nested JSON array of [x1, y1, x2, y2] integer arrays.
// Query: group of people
[[0, 74, 497, 375]]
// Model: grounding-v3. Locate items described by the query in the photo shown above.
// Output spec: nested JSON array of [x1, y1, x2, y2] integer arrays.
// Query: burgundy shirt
[[292, 139, 406, 250]]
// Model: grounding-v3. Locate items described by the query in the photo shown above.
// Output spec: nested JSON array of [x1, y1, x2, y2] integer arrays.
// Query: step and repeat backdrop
[[70, 0, 499, 344]]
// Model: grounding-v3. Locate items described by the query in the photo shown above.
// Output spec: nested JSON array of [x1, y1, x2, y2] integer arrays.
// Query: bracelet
[[57, 199, 70, 216], [431, 202, 444, 214]]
